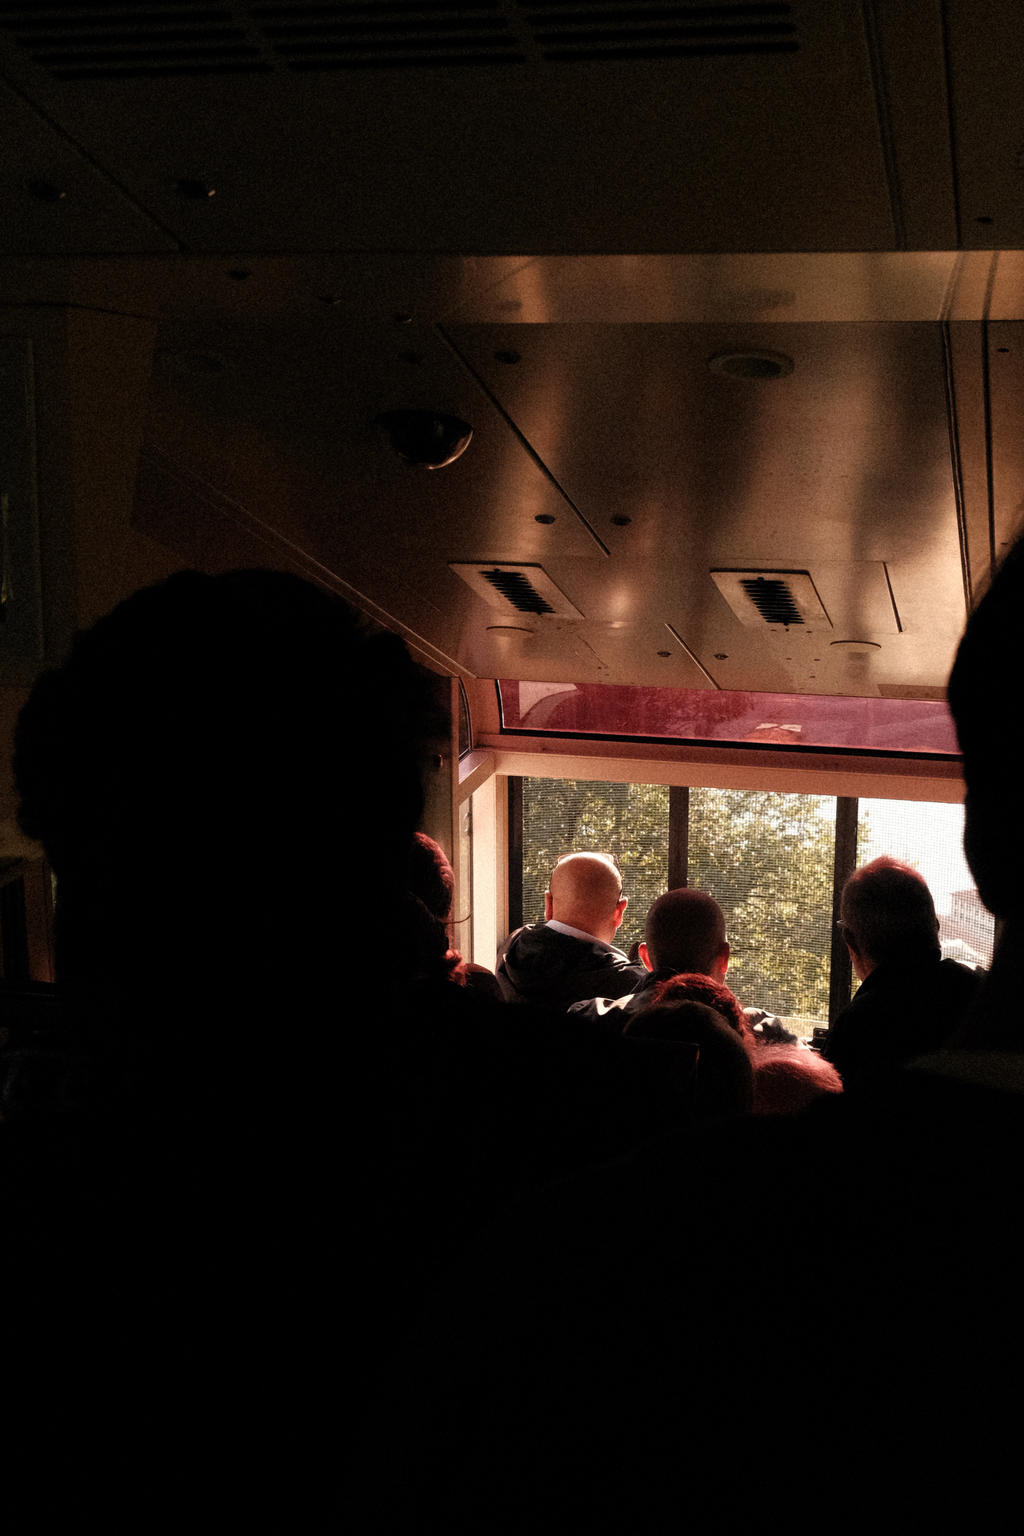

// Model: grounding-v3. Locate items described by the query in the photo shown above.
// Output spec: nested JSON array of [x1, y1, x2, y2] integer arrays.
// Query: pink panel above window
[[498, 681, 959, 757]]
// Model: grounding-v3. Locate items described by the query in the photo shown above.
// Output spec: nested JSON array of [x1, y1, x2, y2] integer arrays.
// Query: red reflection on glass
[[498, 681, 959, 755]]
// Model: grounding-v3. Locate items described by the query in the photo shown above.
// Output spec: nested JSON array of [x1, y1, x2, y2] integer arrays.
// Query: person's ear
[[639, 941, 652, 972], [544, 890, 553, 922], [613, 896, 627, 931], [713, 940, 730, 979]]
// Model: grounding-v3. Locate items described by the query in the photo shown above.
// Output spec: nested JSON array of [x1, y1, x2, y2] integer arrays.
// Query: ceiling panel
[[0, 78, 177, 254], [447, 321, 967, 694], [0, 0, 900, 255]]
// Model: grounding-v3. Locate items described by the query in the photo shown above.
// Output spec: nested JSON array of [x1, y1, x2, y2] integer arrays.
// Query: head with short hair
[[643, 889, 728, 978], [840, 856, 940, 970], [545, 852, 627, 944]]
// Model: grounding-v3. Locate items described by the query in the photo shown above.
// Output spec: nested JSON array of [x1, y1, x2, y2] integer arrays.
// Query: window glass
[[457, 795, 474, 960], [521, 778, 669, 956], [499, 680, 958, 755], [457, 679, 472, 759], [689, 789, 836, 1024], [856, 799, 993, 970]]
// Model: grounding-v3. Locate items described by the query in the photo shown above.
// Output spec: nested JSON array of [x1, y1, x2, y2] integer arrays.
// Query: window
[[499, 681, 958, 756], [689, 789, 835, 1023], [516, 777, 990, 1031]]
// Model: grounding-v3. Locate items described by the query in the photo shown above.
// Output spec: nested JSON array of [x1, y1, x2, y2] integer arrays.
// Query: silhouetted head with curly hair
[[648, 972, 752, 1045]]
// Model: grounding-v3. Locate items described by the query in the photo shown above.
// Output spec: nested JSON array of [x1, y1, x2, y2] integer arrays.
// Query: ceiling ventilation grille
[[0, 3, 275, 79], [740, 576, 803, 625], [250, 1, 526, 70], [521, 1, 797, 64], [0, 0, 795, 77], [450, 562, 584, 617], [711, 569, 831, 630]]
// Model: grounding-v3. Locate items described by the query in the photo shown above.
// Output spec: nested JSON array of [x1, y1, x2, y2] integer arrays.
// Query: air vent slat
[[34, 46, 260, 65], [252, 0, 497, 11], [15, 28, 245, 46], [535, 21, 793, 42], [286, 49, 523, 63], [541, 40, 795, 59], [522, 1, 790, 14], [285, 33, 517, 50], [274, 20, 511, 41], [263, 8, 504, 32], [50, 61, 273, 76]]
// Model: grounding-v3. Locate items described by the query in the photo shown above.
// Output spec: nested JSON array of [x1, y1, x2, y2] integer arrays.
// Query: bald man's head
[[544, 853, 627, 945], [642, 889, 729, 979]]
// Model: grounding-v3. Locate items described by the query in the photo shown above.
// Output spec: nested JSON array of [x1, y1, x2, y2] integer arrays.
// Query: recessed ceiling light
[[708, 350, 794, 379]]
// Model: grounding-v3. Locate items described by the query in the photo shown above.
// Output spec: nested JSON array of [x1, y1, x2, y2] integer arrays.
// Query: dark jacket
[[495, 923, 644, 1013], [822, 952, 982, 1085], [570, 971, 794, 1043], [567, 967, 679, 1034]]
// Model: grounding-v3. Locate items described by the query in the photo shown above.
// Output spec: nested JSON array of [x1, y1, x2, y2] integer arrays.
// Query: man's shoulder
[[496, 923, 643, 1009], [502, 922, 630, 966]]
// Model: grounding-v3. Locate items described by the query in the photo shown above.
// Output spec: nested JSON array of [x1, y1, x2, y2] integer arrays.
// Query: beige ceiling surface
[[126, 297, 1013, 696]]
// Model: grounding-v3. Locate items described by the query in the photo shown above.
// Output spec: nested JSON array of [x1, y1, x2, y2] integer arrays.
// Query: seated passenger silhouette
[[570, 887, 791, 1041], [3, 569, 685, 1519], [625, 996, 754, 1121], [822, 855, 982, 1084], [495, 852, 643, 1011]]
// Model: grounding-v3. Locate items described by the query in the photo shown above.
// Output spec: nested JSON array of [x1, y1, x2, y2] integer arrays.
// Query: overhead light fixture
[[708, 350, 794, 379]]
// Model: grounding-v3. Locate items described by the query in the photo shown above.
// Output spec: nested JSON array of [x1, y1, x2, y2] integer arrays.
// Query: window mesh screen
[[688, 789, 836, 1021], [521, 778, 668, 955], [856, 799, 993, 969]]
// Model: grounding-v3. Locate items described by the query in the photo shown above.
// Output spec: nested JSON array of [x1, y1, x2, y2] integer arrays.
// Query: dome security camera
[[375, 410, 473, 469]]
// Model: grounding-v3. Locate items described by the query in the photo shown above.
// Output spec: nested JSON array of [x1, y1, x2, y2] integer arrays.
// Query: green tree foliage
[[688, 789, 836, 1020], [521, 779, 668, 955], [521, 778, 841, 1020]]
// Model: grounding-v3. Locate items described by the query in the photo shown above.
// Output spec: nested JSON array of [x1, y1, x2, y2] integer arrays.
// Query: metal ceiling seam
[[434, 320, 611, 556], [0, 72, 186, 251], [940, 318, 972, 613]]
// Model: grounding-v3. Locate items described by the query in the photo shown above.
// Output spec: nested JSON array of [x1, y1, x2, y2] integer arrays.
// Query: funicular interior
[[0, 5, 1022, 1001]]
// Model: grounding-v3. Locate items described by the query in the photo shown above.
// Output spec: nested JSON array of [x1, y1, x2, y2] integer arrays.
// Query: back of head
[[548, 852, 622, 931], [15, 569, 444, 1013], [840, 857, 939, 968], [408, 833, 455, 923], [644, 888, 726, 974], [626, 999, 754, 1119], [751, 1047, 843, 1115]]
